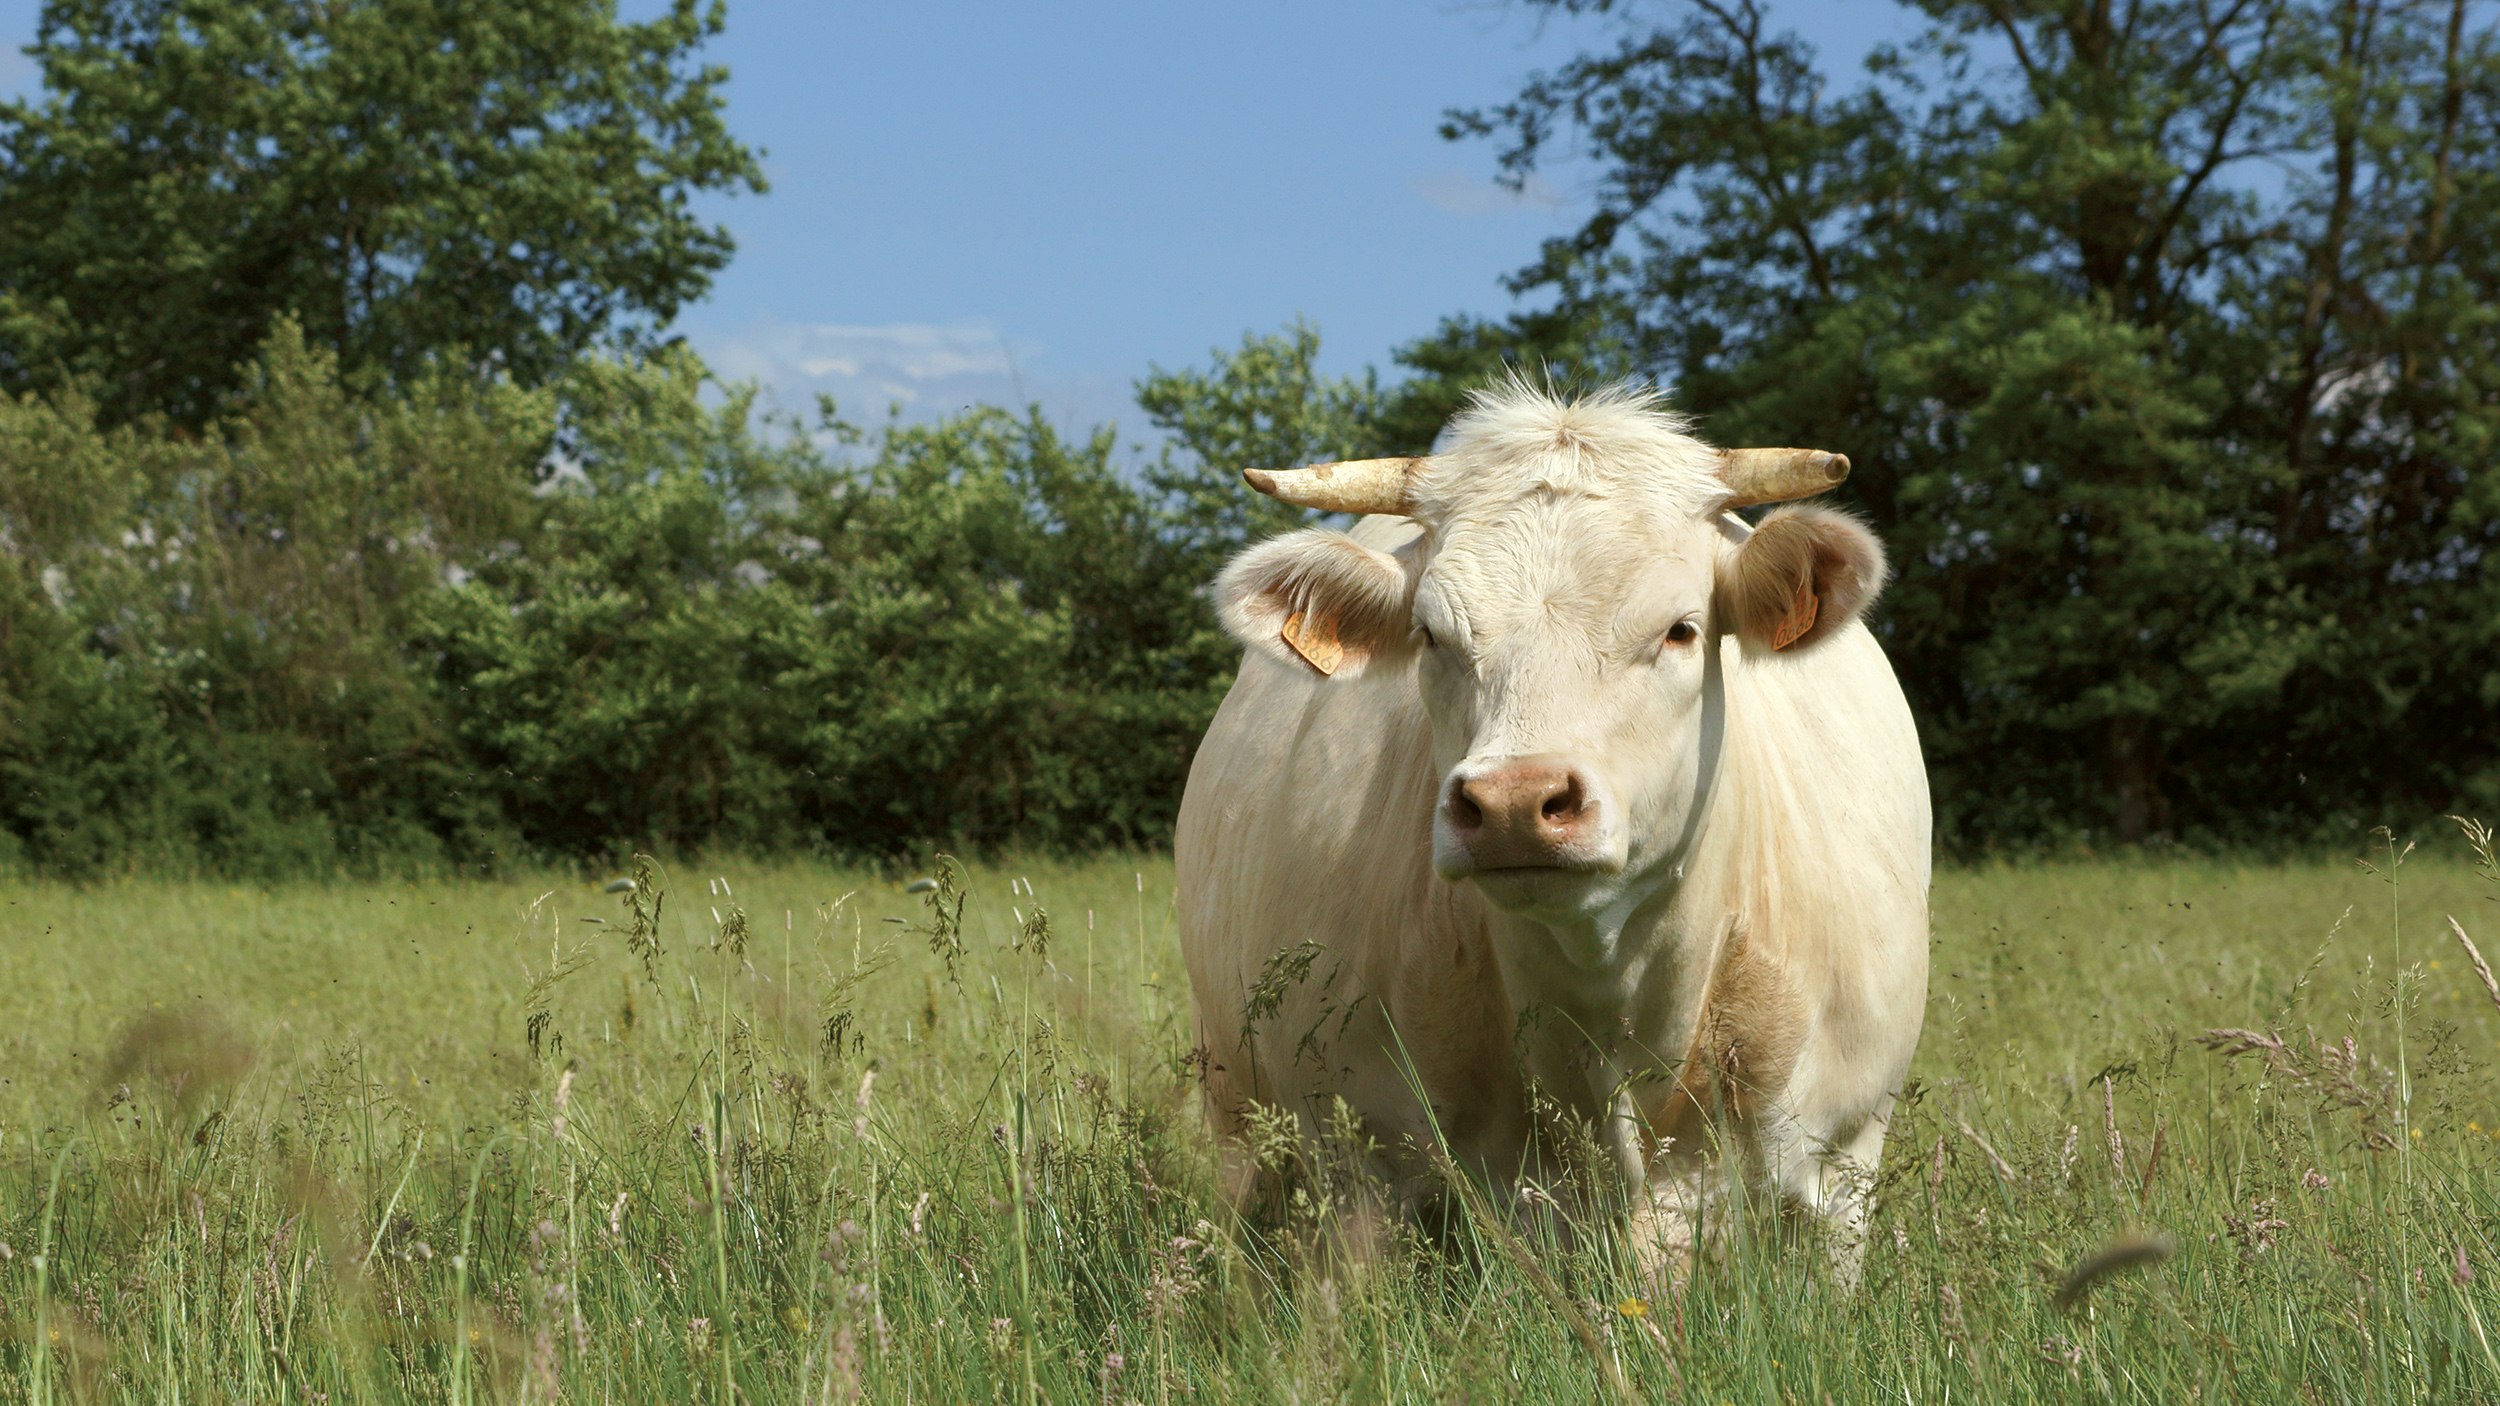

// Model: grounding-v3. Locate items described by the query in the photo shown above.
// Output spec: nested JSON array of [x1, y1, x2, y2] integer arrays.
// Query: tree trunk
[[2106, 716, 2169, 843]]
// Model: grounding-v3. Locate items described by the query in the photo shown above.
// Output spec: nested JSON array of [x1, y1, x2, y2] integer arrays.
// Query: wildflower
[[1615, 1298, 1650, 1319]]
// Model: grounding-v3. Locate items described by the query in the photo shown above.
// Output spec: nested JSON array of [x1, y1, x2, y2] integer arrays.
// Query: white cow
[[1175, 379, 1930, 1275]]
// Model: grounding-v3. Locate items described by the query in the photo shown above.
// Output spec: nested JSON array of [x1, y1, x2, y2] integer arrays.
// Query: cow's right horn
[[1241, 456, 1425, 516], [1717, 447, 1851, 507]]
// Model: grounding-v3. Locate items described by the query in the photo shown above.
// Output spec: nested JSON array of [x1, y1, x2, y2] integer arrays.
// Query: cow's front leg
[[1750, 1095, 1891, 1290], [1601, 1063, 1708, 1288]]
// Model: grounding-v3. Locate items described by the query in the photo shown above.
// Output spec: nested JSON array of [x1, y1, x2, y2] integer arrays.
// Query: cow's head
[[1214, 382, 1885, 935]]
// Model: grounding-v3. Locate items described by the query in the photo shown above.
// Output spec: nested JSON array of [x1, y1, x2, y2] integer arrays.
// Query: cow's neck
[[1482, 870, 1730, 1125], [1484, 877, 1685, 1032]]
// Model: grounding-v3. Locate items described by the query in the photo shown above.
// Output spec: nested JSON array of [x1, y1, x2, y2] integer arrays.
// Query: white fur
[[1179, 381, 1930, 1280]]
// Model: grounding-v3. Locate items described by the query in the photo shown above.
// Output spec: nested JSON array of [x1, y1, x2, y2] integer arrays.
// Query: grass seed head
[[2055, 1234, 2174, 1310]]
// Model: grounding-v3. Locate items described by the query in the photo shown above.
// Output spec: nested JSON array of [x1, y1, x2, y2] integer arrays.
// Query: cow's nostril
[[1540, 773, 1586, 826], [1448, 779, 1486, 831]]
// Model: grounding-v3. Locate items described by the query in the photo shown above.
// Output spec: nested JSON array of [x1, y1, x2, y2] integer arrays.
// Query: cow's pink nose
[[1446, 763, 1594, 867]]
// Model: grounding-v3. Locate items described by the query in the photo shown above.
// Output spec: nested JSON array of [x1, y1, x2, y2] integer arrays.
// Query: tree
[[0, 0, 763, 426], [0, 320, 549, 877], [1135, 319, 1395, 578], [1430, 0, 2500, 846]]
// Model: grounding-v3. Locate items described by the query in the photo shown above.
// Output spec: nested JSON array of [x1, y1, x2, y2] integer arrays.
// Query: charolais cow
[[1176, 379, 1929, 1276]]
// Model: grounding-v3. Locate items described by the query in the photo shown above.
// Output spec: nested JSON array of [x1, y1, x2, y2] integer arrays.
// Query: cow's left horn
[[1718, 447, 1851, 507], [1241, 457, 1425, 516]]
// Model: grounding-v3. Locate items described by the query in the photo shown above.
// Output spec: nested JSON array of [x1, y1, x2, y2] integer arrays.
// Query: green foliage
[[420, 368, 1218, 860], [1137, 319, 1394, 576], [1432, 0, 2500, 848], [1373, 298, 1645, 453], [0, 321, 549, 878], [0, 319, 1259, 876], [0, 0, 764, 426]]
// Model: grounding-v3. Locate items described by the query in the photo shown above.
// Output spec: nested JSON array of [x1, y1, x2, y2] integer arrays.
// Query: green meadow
[[5, 835, 2500, 1403]]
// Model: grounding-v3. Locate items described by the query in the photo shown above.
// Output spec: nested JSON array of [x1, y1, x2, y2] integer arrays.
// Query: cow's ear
[[1215, 528, 1417, 679], [1716, 505, 1886, 652]]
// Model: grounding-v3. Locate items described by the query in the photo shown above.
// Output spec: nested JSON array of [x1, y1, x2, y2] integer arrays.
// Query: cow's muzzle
[[1442, 759, 1606, 871]]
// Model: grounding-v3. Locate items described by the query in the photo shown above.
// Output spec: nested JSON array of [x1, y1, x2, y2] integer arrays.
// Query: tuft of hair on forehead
[[1408, 373, 1731, 526]]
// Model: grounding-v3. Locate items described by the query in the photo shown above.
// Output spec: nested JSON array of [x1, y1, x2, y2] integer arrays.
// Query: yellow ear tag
[[1281, 610, 1345, 676], [1769, 575, 1819, 651]]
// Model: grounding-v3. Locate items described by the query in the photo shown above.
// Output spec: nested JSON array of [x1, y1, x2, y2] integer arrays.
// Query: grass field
[[6, 829, 2500, 1403]]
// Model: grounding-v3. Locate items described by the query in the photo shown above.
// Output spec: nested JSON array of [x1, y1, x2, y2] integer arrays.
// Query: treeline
[[0, 325, 1303, 877], [1383, 0, 2500, 848], [4, 0, 2497, 874]]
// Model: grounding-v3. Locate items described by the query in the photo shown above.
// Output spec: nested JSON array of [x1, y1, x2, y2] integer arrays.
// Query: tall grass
[[4, 837, 2499, 1401]]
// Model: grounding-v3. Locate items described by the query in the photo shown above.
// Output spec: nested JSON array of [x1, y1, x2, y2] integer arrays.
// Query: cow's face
[[1214, 393, 1884, 938]]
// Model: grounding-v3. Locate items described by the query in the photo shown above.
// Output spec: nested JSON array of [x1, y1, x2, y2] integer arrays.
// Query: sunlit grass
[[4, 835, 2498, 1401]]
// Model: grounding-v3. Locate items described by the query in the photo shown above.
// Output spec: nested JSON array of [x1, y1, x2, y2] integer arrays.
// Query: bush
[[0, 322, 544, 877], [0, 323, 1238, 876]]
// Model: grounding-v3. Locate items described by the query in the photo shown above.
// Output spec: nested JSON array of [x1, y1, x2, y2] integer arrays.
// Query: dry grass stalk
[[1953, 1116, 2019, 1186], [2136, 1118, 2168, 1208], [1938, 1281, 1989, 1386], [2195, 1026, 2401, 1149], [2102, 1078, 2126, 1183], [2446, 915, 2500, 1015]]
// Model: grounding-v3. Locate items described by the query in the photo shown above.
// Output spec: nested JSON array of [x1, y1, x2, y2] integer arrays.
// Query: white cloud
[[708, 321, 1016, 390], [691, 318, 1146, 442], [1412, 169, 1567, 216], [699, 320, 1014, 418]]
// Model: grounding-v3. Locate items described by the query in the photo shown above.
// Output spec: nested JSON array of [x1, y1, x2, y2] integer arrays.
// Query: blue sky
[[1, 1, 1921, 445]]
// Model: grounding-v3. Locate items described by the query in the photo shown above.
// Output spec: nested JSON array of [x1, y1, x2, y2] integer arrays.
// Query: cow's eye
[[1663, 620, 1701, 647], [1414, 624, 1438, 649]]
